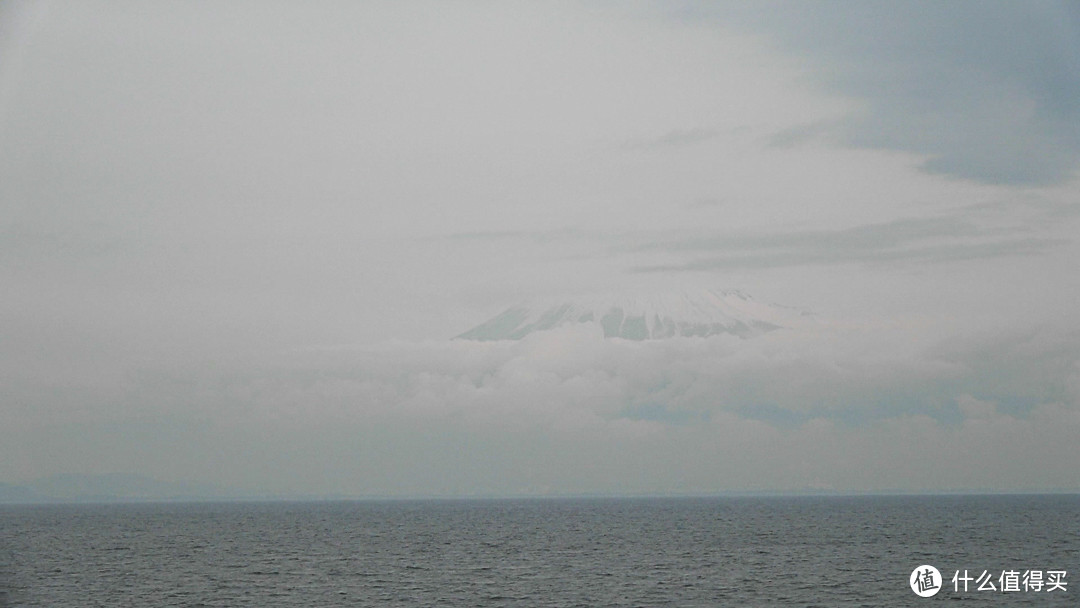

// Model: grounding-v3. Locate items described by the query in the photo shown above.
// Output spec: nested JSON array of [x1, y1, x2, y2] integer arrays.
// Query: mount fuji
[[455, 289, 812, 341]]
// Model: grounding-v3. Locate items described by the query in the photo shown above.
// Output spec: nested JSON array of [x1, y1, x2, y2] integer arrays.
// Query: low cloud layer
[[5, 322, 1078, 496]]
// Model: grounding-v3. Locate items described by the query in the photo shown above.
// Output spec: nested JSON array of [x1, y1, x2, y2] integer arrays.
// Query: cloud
[[630, 215, 1067, 271], [436, 229, 595, 245], [622, 127, 723, 151], [5, 321, 1078, 495], [682, 1, 1080, 185], [432, 196, 1074, 275], [766, 120, 838, 148]]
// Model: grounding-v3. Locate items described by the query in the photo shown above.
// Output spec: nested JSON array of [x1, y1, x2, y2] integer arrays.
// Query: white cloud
[[5, 320, 1077, 495]]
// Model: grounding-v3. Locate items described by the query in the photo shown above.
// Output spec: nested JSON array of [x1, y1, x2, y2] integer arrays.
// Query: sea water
[[1, 495, 1076, 606]]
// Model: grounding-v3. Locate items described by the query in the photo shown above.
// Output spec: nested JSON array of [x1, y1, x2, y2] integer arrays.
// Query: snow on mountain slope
[[455, 289, 812, 341]]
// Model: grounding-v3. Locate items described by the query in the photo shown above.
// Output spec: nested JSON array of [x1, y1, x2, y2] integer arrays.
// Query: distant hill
[[0, 482, 46, 503], [0, 474, 228, 503]]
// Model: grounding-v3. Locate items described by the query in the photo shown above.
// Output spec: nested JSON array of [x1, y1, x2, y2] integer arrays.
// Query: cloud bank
[[5, 322, 1078, 497]]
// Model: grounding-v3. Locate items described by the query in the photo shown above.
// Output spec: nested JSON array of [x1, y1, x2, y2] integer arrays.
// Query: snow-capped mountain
[[455, 289, 811, 341]]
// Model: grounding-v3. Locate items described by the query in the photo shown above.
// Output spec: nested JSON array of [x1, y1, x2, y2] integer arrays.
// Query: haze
[[2, 1, 1079, 498]]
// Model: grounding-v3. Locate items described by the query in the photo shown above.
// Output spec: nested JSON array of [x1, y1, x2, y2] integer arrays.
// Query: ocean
[[1, 495, 1076, 606]]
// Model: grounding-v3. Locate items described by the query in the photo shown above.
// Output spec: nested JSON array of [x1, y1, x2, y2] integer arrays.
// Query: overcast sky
[[3, 1, 1079, 496]]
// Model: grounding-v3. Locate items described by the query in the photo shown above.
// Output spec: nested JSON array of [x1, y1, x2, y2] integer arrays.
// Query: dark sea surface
[[1, 495, 1077, 606]]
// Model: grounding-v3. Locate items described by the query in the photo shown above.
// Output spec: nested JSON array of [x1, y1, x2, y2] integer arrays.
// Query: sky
[[2, 0, 1079, 497]]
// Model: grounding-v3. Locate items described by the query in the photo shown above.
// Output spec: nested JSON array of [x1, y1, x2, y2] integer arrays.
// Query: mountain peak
[[455, 289, 810, 341]]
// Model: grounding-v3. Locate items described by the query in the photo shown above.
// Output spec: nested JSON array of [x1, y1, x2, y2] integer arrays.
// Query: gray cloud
[[434, 210, 1069, 273], [766, 120, 838, 149], [681, 0, 1080, 185], [622, 127, 722, 151], [631, 215, 1067, 271], [437, 228, 594, 244], [636, 237, 1064, 272]]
